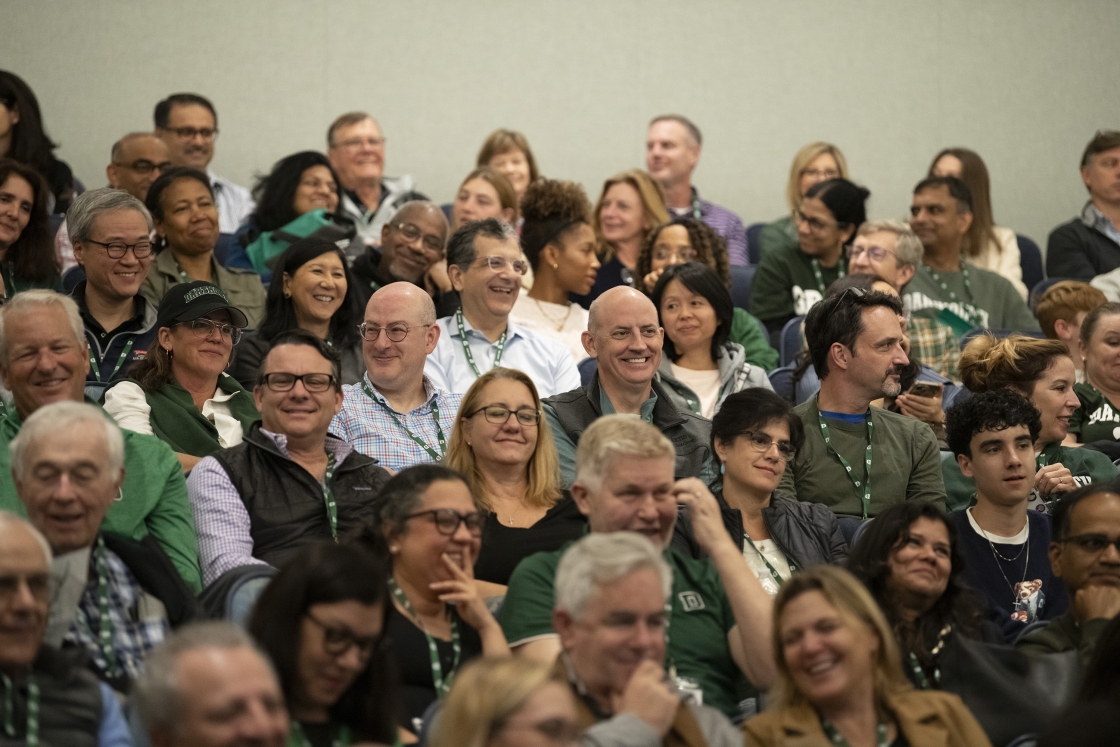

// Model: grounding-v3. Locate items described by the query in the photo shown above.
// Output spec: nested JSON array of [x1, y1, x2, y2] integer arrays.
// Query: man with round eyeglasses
[[187, 329, 391, 586], [349, 200, 452, 312], [332, 282, 464, 473], [425, 218, 580, 398]]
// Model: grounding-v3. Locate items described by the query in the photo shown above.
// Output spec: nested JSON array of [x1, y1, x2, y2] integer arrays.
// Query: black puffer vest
[[0, 647, 103, 747]]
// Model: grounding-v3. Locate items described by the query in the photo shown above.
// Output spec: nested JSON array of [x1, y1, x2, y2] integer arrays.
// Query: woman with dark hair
[[757, 142, 850, 261], [651, 262, 771, 418], [231, 236, 364, 387], [673, 388, 846, 595], [0, 70, 75, 213], [0, 158, 60, 295], [142, 166, 266, 326], [354, 464, 510, 732], [750, 178, 869, 339], [639, 218, 777, 370], [509, 178, 598, 362], [1070, 302, 1120, 443], [249, 541, 398, 747]]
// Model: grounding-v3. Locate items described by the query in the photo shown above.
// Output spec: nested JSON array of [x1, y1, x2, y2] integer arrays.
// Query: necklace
[[531, 297, 573, 332], [971, 509, 1031, 593], [820, 718, 888, 747]]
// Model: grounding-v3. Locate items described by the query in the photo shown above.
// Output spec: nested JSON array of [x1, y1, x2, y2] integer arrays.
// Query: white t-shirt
[[670, 364, 721, 418], [509, 294, 590, 364], [743, 538, 794, 597], [103, 380, 246, 449]]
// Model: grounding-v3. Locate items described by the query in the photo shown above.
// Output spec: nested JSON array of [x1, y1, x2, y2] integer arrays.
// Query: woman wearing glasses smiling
[[672, 388, 848, 596], [357, 464, 511, 735], [103, 281, 259, 472]]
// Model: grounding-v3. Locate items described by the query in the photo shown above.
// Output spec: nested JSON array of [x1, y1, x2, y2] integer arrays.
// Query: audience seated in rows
[[66, 188, 159, 396], [231, 237, 365, 387], [946, 334, 1117, 510], [0, 158, 61, 295], [500, 415, 775, 721], [639, 217, 777, 371], [646, 115, 747, 266], [0, 511, 131, 745], [354, 464, 510, 733], [445, 368, 585, 586], [1035, 279, 1106, 380], [186, 330, 390, 585], [426, 218, 579, 397], [778, 288, 946, 520], [141, 167, 266, 327], [103, 281, 258, 472], [751, 178, 869, 339], [1047, 130, 1120, 281], [544, 286, 715, 486], [13, 401, 199, 690], [1069, 302, 1120, 442], [757, 142, 848, 261], [0, 290, 201, 589]]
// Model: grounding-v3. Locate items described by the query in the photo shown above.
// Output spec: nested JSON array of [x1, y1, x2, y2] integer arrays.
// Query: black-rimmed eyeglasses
[[467, 405, 541, 426], [405, 508, 485, 536], [259, 372, 337, 393], [85, 238, 154, 259], [1059, 534, 1120, 554], [305, 612, 381, 658]]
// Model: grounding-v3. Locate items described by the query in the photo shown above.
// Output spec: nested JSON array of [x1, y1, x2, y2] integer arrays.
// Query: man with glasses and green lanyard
[[425, 218, 579, 397], [777, 287, 947, 539], [187, 330, 391, 586]]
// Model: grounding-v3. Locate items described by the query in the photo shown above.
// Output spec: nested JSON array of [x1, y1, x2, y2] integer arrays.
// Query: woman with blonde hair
[[757, 142, 849, 260], [431, 657, 580, 747], [742, 565, 990, 747], [477, 129, 541, 203], [445, 367, 585, 585], [929, 148, 1026, 299], [573, 169, 670, 306], [942, 334, 1118, 510]]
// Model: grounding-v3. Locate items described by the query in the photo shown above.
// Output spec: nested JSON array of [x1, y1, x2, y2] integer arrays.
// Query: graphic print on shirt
[[1011, 578, 1045, 624], [1084, 400, 1120, 440], [903, 291, 991, 329], [792, 285, 822, 316]]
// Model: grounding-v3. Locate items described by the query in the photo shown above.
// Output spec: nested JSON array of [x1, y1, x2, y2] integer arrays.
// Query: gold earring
[[552, 263, 559, 270]]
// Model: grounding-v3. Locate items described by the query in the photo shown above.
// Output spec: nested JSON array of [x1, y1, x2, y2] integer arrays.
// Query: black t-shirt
[[386, 604, 483, 730], [292, 720, 346, 747], [474, 494, 588, 585]]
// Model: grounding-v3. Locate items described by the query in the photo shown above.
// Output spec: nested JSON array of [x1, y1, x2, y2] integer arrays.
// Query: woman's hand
[[426, 260, 453, 295], [642, 267, 665, 293], [895, 387, 944, 425], [1036, 463, 1076, 498], [430, 544, 495, 632]]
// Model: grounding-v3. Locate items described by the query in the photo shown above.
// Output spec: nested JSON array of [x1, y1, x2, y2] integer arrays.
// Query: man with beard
[[777, 288, 946, 527]]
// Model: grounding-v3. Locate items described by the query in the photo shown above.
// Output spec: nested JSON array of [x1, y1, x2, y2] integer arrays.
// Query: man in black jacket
[[11, 400, 199, 692], [1046, 130, 1120, 280], [187, 330, 390, 586], [349, 200, 452, 312]]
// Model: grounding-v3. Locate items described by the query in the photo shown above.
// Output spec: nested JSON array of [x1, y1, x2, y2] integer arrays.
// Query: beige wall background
[[3, 0, 1119, 254]]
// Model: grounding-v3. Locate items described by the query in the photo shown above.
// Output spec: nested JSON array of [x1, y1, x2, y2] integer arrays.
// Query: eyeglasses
[[85, 238, 154, 259], [162, 126, 218, 141], [405, 508, 485, 537], [495, 718, 582, 746], [1060, 534, 1120, 554], [358, 322, 430, 342], [0, 572, 50, 604], [305, 612, 381, 659], [334, 136, 386, 151], [391, 222, 445, 254], [174, 318, 243, 345], [735, 430, 796, 460], [796, 210, 844, 233], [846, 244, 897, 263], [652, 246, 697, 263], [475, 255, 528, 275], [468, 405, 541, 426], [259, 372, 337, 393], [801, 168, 840, 180], [113, 159, 173, 176]]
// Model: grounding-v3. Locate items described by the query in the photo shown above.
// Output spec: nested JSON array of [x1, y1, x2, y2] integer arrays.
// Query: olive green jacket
[[140, 250, 267, 329]]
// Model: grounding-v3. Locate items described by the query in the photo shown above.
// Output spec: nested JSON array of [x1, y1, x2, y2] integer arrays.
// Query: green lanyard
[[816, 399, 874, 519], [288, 721, 351, 747], [810, 258, 845, 295], [455, 308, 507, 378], [907, 624, 950, 690], [88, 339, 135, 383], [690, 192, 703, 221], [922, 262, 985, 328], [820, 719, 888, 747], [741, 532, 796, 588], [388, 577, 460, 698], [360, 379, 446, 461], [91, 536, 118, 678], [321, 452, 339, 540], [1, 673, 39, 747]]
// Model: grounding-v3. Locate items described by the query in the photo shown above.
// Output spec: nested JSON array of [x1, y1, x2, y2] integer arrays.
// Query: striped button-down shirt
[[669, 187, 749, 266], [331, 374, 463, 472]]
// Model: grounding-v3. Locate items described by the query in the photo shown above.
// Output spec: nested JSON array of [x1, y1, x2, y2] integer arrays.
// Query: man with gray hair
[[133, 621, 289, 747], [66, 187, 160, 398], [425, 218, 579, 396], [551, 532, 740, 747], [0, 290, 202, 592], [500, 415, 776, 722], [12, 401, 199, 691], [0, 511, 132, 745]]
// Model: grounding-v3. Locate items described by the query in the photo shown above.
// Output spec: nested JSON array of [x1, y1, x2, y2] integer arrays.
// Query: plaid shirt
[[64, 538, 170, 683], [331, 374, 463, 473], [907, 317, 960, 380]]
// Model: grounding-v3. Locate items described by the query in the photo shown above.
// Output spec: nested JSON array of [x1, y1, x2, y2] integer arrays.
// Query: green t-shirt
[[902, 263, 1040, 332], [499, 543, 747, 719], [941, 441, 1118, 512], [749, 242, 844, 328], [757, 215, 799, 260], [777, 398, 947, 517], [0, 403, 202, 592], [730, 308, 779, 372], [1070, 382, 1120, 444]]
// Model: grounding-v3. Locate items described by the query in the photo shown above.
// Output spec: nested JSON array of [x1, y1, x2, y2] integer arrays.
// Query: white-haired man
[[552, 532, 740, 747], [500, 415, 775, 722]]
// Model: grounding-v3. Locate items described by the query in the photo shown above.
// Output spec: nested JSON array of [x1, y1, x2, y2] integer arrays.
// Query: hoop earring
[[115, 487, 124, 502]]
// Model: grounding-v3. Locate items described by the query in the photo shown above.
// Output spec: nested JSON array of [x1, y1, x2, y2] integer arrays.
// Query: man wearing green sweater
[[778, 287, 946, 520], [0, 290, 201, 591]]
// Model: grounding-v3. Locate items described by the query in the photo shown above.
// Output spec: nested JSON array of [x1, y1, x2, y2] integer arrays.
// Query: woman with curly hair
[[0, 158, 61, 296], [510, 178, 599, 362]]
